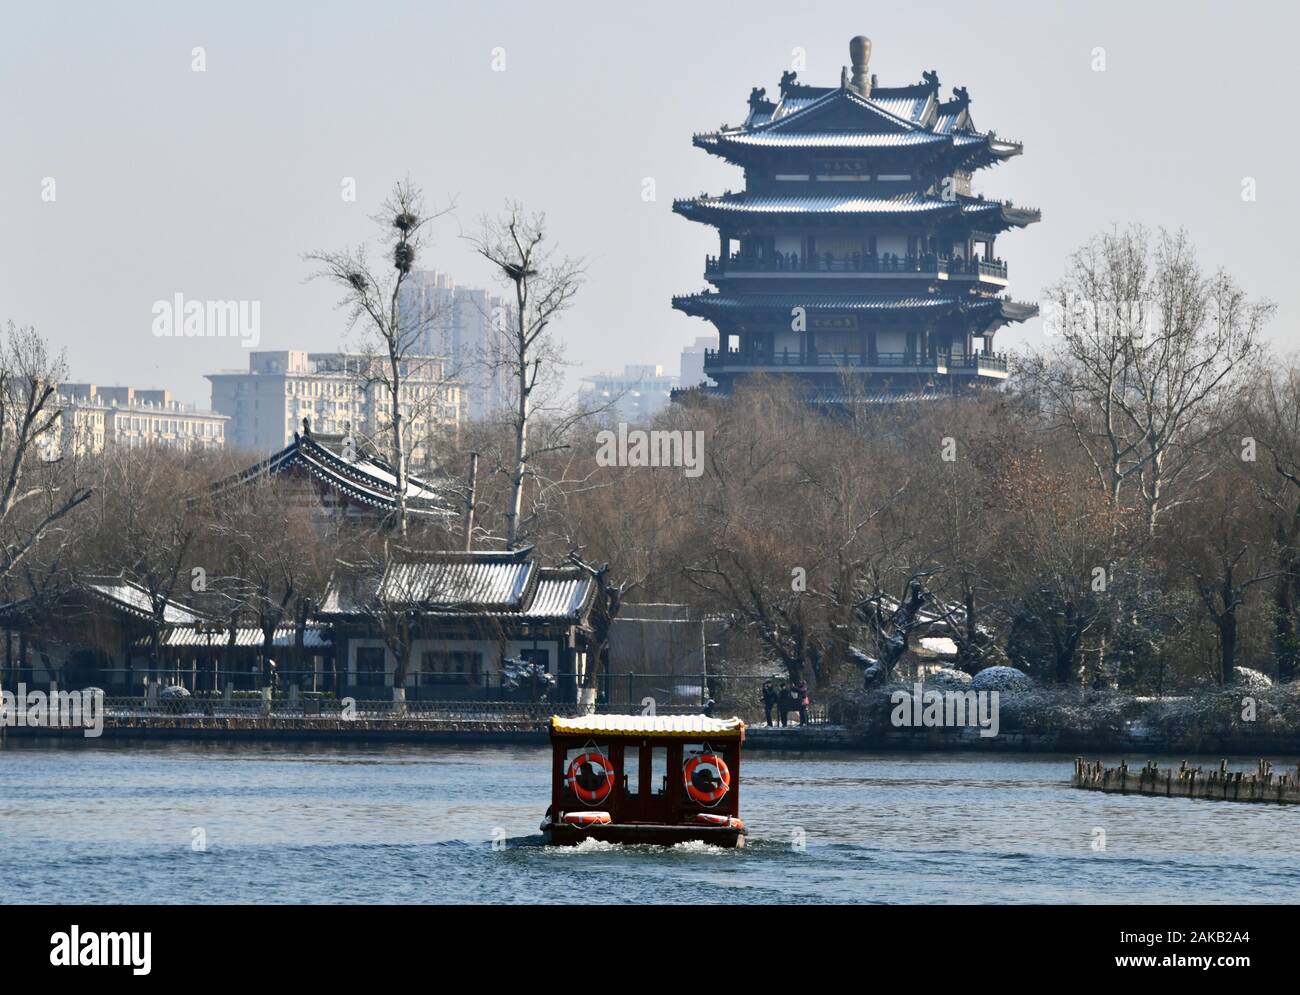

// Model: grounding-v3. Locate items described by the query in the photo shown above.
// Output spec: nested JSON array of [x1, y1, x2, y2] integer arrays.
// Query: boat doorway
[[617, 742, 672, 822], [642, 744, 671, 823]]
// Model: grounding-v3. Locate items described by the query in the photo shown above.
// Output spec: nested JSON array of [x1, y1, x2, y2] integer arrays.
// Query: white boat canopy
[[550, 714, 745, 738]]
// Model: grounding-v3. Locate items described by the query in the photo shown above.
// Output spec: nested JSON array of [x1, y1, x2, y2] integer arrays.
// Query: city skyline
[[2, 1, 1294, 409]]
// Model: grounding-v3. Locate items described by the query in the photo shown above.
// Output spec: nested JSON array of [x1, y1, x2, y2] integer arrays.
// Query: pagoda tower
[[672, 35, 1039, 401]]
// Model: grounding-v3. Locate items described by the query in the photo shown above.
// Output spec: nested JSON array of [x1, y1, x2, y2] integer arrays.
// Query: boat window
[[685, 743, 732, 764], [623, 746, 640, 798], [650, 746, 668, 798]]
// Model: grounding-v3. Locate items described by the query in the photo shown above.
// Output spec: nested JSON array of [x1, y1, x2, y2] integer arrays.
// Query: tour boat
[[541, 713, 747, 847]]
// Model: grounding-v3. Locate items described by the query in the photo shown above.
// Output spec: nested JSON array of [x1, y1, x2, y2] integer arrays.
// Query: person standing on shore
[[761, 680, 776, 726], [786, 682, 800, 725], [796, 680, 810, 725], [776, 681, 789, 727]]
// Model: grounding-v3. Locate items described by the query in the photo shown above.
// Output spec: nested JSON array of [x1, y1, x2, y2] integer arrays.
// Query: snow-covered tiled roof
[[320, 549, 596, 624], [694, 67, 1022, 173], [378, 550, 535, 609], [83, 578, 205, 625], [551, 714, 745, 738], [869, 93, 931, 123], [141, 625, 331, 649], [677, 192, 955, 217], [932, 112, 962, 134], [675, 292, 958, 313], [957, 198, 1041, 230], [529, 571, 595, 619], [759, 86, 922, 134], [703, 131, 949, 149], [209, 432, 454, 518], [769, 94, 825, 120]]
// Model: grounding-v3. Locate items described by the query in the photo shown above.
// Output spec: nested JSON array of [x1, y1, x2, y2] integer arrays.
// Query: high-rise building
[[581, 365, 678, 424], [206, 351, 460, 461], [399, 270, 516, 421], [678, 336, 716, 391], [55, 385, 228, 454], [672, 35, 1039, 401]]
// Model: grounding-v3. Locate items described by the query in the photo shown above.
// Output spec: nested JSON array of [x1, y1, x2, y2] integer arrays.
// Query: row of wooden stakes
[[1072, 757, 1300, 804]]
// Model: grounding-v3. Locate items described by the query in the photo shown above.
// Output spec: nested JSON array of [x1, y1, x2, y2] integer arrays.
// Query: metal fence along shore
[[0, 670, 828, 727]]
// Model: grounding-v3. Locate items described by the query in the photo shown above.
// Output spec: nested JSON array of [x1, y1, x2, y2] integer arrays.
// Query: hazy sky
[[1, 0, 1296, 407]]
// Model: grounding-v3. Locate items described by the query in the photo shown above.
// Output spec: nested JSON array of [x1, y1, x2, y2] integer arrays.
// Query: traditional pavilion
[[0, 577, 205, 691], [0, 576, 334, 693], [672, 35, 1040, 401], [318, 546, 600, 703]]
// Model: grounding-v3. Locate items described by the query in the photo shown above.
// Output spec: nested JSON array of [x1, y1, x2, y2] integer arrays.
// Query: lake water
[[2, 740, 1296, 904]]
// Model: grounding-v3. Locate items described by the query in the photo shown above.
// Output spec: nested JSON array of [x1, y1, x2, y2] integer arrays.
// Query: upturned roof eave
[[671, 292, 964, 318], [672, 195, 961, 227]]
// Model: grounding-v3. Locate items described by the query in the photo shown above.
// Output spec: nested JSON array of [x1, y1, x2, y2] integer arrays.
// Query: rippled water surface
[[2, 740, 1296, 903]]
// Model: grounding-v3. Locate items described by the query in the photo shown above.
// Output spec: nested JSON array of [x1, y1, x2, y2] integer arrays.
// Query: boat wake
[[538, 836, 735, 855]]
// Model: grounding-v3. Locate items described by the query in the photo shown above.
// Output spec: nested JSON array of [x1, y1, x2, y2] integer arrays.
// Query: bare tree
[[84, 447, 208, 676], [206, 475, 331, 688], [306, 179, 455, 536], [989, 441, 1126, 685], [1170, 456, 1278, 685], [0, 324, 92, 588], [676, 381, 907, 687], [894, 398, 1024, 674], [1244, 355, 1300, 681], [1025, 226, 1273, 532], [469, 203, 584, 549], [856, 582, 937, 681], [0, 326, 94, 688], [566, 551, 628, 708]]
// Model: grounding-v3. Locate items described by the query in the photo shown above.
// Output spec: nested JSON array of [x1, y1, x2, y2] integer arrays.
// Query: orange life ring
[[566, 751, 615, 806], [683, 753, 731, 806], [691, 813, 744, 830], [562, 811, 612, 828]]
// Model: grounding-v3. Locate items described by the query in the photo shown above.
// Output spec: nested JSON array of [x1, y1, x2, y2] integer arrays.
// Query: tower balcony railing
[[704, 252, 1008, 280], [703, 348, 1009, 372], [971, 352, 1011, 372]]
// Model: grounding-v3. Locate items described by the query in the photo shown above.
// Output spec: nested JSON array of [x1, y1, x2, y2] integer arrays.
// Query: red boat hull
[[543, 821, 745, 848]]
